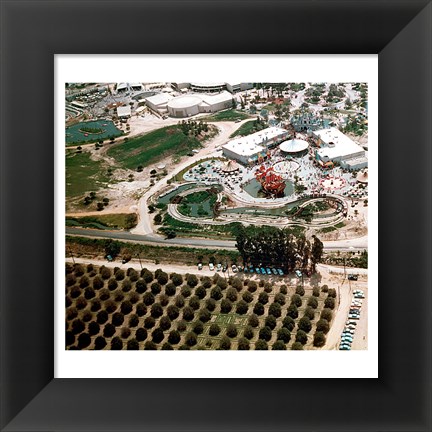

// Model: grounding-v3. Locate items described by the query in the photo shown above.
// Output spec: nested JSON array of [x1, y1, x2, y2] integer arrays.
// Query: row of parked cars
[[197, 263, 285, 276], [339, 289, 365, 350]]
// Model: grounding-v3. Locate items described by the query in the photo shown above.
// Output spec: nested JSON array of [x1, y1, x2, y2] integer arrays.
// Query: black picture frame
[[1, 1, 431, 431]]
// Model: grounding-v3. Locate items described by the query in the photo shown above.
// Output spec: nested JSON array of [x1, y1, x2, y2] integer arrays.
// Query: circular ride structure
[[255, 165, 286, 197]]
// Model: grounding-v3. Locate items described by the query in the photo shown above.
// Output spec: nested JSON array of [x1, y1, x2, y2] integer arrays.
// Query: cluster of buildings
[[222, 125, 367, 171]]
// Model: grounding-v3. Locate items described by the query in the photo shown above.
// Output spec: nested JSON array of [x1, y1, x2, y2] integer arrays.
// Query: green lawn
[[66, 150, 110, 198], [230, 120, 266, 138], [106, 126, 201, 169], [200, 109, 251, 122], [66, 213, 137, 230]]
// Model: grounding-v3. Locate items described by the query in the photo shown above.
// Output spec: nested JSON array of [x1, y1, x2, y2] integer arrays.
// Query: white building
[[145, 93, 174, 114], [312, 127, 367, 169], [279, 138, 309, 155], [116, 105, 131, 118], [198, 91, 234, 113], [116, 82, 143, 93], [222, 127, 289, 164], [226, 83, 254, 93]]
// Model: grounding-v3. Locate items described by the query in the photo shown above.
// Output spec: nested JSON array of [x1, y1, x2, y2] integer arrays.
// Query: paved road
[[65, 227, 367, 251]]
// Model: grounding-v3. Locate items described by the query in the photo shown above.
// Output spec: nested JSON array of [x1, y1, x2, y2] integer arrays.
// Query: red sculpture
[[255, 165, 286, 197]]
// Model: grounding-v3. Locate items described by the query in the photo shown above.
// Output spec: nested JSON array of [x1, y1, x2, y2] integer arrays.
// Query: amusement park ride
[[255, 164, 286, 197]]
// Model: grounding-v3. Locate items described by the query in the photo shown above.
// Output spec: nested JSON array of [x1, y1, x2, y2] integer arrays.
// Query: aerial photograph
[[65, 81, 368, 351]]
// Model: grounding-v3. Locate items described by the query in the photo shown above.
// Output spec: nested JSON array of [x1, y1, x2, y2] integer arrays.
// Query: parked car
[[231, 264, 238, 273], [348, 274, 358, 281], [216, 263, 222, 272], [209, 263, 214, 271], [277, 269, 284, 276], [266, 268, 272, 275], [295, 270, 302, 278], [222, 265, 227, 272], [260, 268, 266, 275], [271, 268, 278, 275], [255, 267, 260, 274], [198, 263, 203, 270]]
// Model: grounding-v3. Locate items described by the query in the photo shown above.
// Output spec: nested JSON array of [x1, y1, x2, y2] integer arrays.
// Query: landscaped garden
[[66, 120, 123, 145], [65, 263, 336, 350]]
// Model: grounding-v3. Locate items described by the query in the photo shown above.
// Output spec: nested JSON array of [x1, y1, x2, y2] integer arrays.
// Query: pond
[[66, 120, 123, 145], [243, 178, 295, 199]]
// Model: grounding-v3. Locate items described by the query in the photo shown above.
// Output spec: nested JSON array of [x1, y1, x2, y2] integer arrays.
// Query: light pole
[[68, 246, 75, 265], [137, 253, 143, 270]]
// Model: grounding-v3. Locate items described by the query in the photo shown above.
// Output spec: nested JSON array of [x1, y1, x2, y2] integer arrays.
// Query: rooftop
[[145, 92, 174, 106], [314, 127, 365, 159]]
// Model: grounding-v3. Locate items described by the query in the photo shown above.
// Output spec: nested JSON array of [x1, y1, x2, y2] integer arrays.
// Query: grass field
[[200, 109, 251, 122], [106, 126, 201, 170], [66, 213, 137, 230], [229, 120, 266, 138], [66, 150, 110, 198]]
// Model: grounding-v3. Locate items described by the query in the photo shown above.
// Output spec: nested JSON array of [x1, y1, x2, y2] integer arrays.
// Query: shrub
[[66, 274, 77, 287], [238, 337, 250, 350], [135, 327, 148, 342], [127, 339, 139, 350], [277, 327, 291, 343], [181, 285, 192, 298], [264, 282, 272, 293], [236, 300, 248, 315], [192, 320, 204, 335], [210, 286, 222, 300], [291, 342, 304, 350], [152, 328, 165, 343], [114, 269, 125, 281], [209, 323, 221, 336], [99, 288, 110, 301], [96, 310, 109, 324], [135, 279, 147, 293], [274, 293, 286, 305], [107, 278, 118, 291], [321, 284, 329, 293], [226, 287, 238, 302], [198, 309, 211, 323], [88, 321, 100, 336], [298, 316, 312, 333], [66, 331, 75, 346], [185, 331, 197, 346], [121, 327, 131, 339], [219, 336, 231, 350], [66, 307, 78, 321], [291, 294, 302, 307], [167, 305, 180, 320], [71, 319, 85, 335], [94, 336, 107, 350], [104, 299, 117, 314], [313, 287, 320, 297], [307, 297, 319, 309], [175, 295, 185, 308], [151, 303, 164, 318], [248, 281, 258, 292], [100, 266, 112, 279], [129, 291, 140, 304], [220, 298, 233, 313], [321, 308, 333, 322], [112, 312, 124, 327], [70, 286, 81, 299], [226, 324, 238, 338], [91, 299, 101, 312], [295, 329, 308, 344], [79, 276, 90, 288], [165, 282, 177, 297], [103, 323, 116, 338], [121, 279, 132, 292], [255, 340, 268, 350], [168, 329, 181, 344], [258, 292, 269, 305], [328, 288, 337, 298], [113, 290, 124, 302], [144, 341, 157, 350], [268, 302, 281, 318], [243, 325, 254, 340], [182, 306, 195, 321], [253, 302, 265, 316], [324, 297, 335, 310], [272, 340, 287, 350], [189, 295, 200, 310], [141, 269, 153, 283], [265, 315, 277, 330], [135, 303, 147, 317], [231, 277, 243, 291], [205, 298, 216, 311], [144, 316, 156, 329], [111, 336, 123, 350], [74, 264, 85, 276], [316, 319, 330, 334], [259, 326, 272, 342], [76, 297, 87, 310], [170, 273, 183, 286], [121, 300, 133, 315], [280, 285, 288, 294], [217, 278, 228, 290], [128, 314, 139, 328], [156, 271, 169, 285], [287, 304, 298, 319], [82, 310, 93, 322], [143, 292, 155, 306], [313, 331, 326, 347], [202, 276, 212, 289], [78, 333, 91, 349], [162, 342, 173, 350], [151, 282, 161, 295], [296, 285, 305, 296]]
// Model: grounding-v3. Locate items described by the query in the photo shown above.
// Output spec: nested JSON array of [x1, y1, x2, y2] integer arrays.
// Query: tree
[[248, 281, 258, 292], [313, 287, 320, 297], [324, 297, 335, 310], [307, 297, 318, 309], [226, 324, 238, 338], [71, 319, 85, 335], [238, 337, 250, 350], [255, 339, 268, 350], [66, 331, 75, 347], [88, 321, 100, 336], [181, 285, 192, 298], [141, 269, 154, 283], [186, 274, 199, 287], [189, 295, 200, 310], [167, 305, 180, 320], [253, 302, 265, 316], [295, 330, 308, 344], [298, 316, 312, 333], [268, 302, 282, 318], [165, 282, 177, 297], [103, 323, 116, 338], [151, 303, 164, 318], [151, 282, 161, 295], [313, 331, 326, 347], [121, 327, 131, 339], [265, 315, 277, 330], [327, 288, 337, 298], [185, 332, 197, 347], [210, 286, 222, 300], [311, 235, 324, 272], [121, 300, 133, 315], [96, 310, 109, 325], [321, 284, 329, 293], [259, 326, 272, 342], [175, 295, 185, 308], [136, 327, 148, 342], [277, 327, 291, 343], [291, 294, 302, 307], [168, 329, 181, 344], [274, 293, 286, 305], [182, 306, 195, 321], [144, 341, 157, 350], [127, 339, 139, 350], [296, 285, 305, 296], [144, 316, 156, 329], [226, 287, 238, 302], [114, 269, 125, 281], [104, 240, 121, 259], [236, 300, 248, 315], [198, 308, 211, 323], [242, 291, 253, 303], [206, 298, 216, 311], [112, 312, 124, 327], [91, 299, 101, 312], [258, 292, 269, 305], [154, 213, 162, 225], [193, 321, 204, 335], [156, 271, 169, 285], [143, 292, 155, 306], [321, 308, 333, 322], [315, 319, 329, 334], [221, 298, 233, 313], [209, 323, 221, 336], [94, 336, 107, 350], [291, 342, 304, 350], [128, 314, 139, 328], [152, 327, 165, 343], [303, 306, 316, 321], [171, 273, 183, 286], [272, 340, 287, 350], [195, 285, 206, 299], [219, 336, 231, 350], [136, 303, 147, 317], [111, 337, 123, 350], [231, 277, 243, 291]]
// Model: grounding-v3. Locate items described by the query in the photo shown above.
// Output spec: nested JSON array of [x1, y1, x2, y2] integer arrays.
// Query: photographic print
[[64, 79, 369, 352]]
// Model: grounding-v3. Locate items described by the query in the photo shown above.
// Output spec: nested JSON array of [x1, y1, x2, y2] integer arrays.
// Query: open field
[[229, 119, 266, 138], [66, 150, 111, 198], [200, 109, 251, 122], [66, 263, 338, 350], [106, 126, 201, 170], [66, 213, 137, 230]]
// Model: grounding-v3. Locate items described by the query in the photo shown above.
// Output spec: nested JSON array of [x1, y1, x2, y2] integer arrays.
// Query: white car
[[209, 263, 215, 271], [198, 263, 203, 270], [216, 263, 222, 272], [231, 264, 238, 273]]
